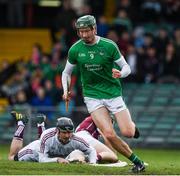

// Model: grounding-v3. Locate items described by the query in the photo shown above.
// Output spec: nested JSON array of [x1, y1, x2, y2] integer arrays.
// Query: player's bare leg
[[92, 139, 118, 163], [91, 107, 145, 172], [8, 138, 23, 161], [91, 107, 132, 158], [75, 130, 118, 163], [115, 109, 135, 137], [115, 109, 140, 138], [8, 111, 28, 160]]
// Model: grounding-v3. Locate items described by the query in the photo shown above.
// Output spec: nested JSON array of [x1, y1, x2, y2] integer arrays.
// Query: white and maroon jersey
[[39, 127, 97, 163], [75, 116, 100, 139]]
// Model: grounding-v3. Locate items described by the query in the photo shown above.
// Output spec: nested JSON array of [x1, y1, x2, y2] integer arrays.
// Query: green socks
[[129, 153, 143, 165]]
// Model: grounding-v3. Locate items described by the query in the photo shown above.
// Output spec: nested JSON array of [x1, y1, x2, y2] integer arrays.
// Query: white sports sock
[[17, 121, 25, 126], [37, 122, 45, 127]]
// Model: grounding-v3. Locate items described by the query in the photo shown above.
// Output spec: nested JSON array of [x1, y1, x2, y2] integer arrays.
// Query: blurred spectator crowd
[[0, 0, 180, 122]]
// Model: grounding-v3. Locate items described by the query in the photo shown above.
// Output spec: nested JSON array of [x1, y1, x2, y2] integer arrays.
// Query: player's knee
[[121, 128, 135, 138], [111, 153, 118, 162], [8, 155, 15, 161]]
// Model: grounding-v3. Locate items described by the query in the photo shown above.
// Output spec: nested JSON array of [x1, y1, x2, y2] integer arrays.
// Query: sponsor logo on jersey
[[85, 64, 103, 71]]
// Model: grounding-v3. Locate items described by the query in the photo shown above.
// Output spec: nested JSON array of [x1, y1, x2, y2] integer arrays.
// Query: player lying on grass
[[39, 117, 97, 163], [8, 111, 127, 166], [8, 112, 97, 164]]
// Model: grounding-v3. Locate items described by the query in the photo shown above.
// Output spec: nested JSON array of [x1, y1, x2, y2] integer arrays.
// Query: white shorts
[[84, 96, 127, 114], [17, 140, 40, 162], [75, 130, 99, 147]]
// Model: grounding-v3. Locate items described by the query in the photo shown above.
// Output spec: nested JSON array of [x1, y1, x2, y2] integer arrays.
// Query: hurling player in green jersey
[[62, 15, 145, 173]]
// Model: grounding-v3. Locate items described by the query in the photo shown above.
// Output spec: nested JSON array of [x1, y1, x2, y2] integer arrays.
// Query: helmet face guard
[[56, 117, 74, 133], [75, 15, 96, 29], [57, 125, 74, 132]]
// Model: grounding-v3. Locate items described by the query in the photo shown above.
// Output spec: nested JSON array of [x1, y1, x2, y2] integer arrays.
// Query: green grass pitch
[[0, 145, 180, 175]]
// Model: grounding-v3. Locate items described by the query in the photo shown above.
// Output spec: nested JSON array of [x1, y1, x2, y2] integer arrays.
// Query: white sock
[[17, 121, 25, 126], [37, 122, 45, 127]]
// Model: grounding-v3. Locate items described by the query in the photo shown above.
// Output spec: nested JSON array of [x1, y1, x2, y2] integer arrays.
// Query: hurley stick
[[65, 82, 70, 112]]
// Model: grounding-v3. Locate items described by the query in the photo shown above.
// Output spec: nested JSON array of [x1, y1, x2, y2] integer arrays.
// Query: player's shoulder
[[71, 134, 89, 147], [80, 116, 92, 124], [86, 115, 92, 120], [40, 127, 56, 140], [100, 37, 118, 47], [69, 39, 83, 51], [82, 116, 93, 125]]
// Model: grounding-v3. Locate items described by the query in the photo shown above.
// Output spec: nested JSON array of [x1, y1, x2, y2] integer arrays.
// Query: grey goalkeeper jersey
[[39, 127, 97, 163]]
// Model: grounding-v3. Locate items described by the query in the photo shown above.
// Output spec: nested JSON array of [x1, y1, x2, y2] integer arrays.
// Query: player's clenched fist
[[112, 68, 121, 78], [62, 91, 71, 102]]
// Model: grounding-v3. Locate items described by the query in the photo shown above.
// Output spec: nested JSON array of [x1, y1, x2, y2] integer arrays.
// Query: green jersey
[[68, 37, 122, 99]]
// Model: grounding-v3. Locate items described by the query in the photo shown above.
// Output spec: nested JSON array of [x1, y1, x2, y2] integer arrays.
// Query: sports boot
[[132, 161, 145, 173], [36, 114, 46, 124], [11, 111, 29, 125]]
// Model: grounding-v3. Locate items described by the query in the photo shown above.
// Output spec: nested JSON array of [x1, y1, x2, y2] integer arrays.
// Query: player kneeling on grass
[[8, 111, 97, 164]]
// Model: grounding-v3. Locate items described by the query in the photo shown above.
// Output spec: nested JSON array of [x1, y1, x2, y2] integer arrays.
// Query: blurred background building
[[0, 0, 180, 148]]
